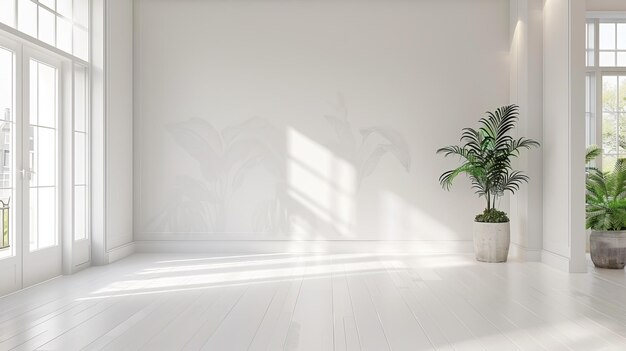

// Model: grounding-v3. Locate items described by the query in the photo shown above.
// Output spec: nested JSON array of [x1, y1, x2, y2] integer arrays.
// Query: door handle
[[19, 169, 35, 179]]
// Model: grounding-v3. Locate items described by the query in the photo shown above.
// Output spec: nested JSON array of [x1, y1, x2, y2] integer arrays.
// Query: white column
[[541, 0, 586, 272], [91, 0, 135, 265]]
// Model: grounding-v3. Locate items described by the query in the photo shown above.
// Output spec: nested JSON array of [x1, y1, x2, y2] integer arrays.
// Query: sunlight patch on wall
[[287, 127, 356, 238]]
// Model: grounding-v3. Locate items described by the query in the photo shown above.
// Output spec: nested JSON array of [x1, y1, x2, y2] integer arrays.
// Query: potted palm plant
[[437, 105, 539, 262], [586, 158, 626, 269]]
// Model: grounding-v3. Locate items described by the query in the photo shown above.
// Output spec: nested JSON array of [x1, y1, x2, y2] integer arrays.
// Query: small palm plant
[[586, 159, 626, 231], [437, 105, 540, 222]]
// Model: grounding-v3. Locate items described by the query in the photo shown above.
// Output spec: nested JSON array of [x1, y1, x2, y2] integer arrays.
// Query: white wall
[[587, 0, 626, 11], [133, 0, 510, 252], [509, 0, 544, 261], [542, 0, 586, 272]]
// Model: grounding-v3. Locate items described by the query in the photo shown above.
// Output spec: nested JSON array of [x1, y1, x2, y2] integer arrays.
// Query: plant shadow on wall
[[148, 117, 284, 233], [323, 93, 410, 186], [147, 93, 411, 237]]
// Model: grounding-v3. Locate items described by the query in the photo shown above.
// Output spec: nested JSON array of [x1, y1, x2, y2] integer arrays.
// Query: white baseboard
[[107, 242, 136, 263], [134, 240, 474, 254], [509, 242, 542, 262], [541, 249, 571, 272]]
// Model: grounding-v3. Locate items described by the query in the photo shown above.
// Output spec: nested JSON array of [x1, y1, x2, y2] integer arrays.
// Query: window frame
[[0, 0, 89, 63], [585, 18, 626, 171]]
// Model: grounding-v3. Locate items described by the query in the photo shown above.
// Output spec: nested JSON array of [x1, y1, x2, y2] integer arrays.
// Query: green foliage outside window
[[0, 199, 9, 249]]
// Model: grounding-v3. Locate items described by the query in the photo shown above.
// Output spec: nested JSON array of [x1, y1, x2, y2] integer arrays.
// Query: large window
[[586, 19, 626, 171], [0, 0, 89, 61]]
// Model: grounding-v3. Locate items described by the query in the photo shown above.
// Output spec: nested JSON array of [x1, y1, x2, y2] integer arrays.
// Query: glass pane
[[29, 189, 37, 249], [618, 52, 626, 67], [37, 187, 56, 249], [38, 7, 56, 46], [603, 75, 618, 112], [0, 47, 13, 123], [57, 16, 72, 54], [600, 51, 616, 67], [73, 26, 88, 61], [618, 24, 626, 50], [585, 113, 596, 146], [0, 0, 16, 27], [586, 113, 591, 147], [600, 23, 616, 50], [603, 155, 617, 172], [586, 75, 591, 112], [620, 76, 626, 112], [37, 127, 55, 187], [37, 62, 56, 128], [587, 50, 595, 67], [0, 189, 12, 256], [74, 0, 88, 27], [0, 124, 13, 189], [74, 132, 85, 184], [74, 185, 86, 240], [28, 127, 37, 186], [57, 0, 71, 17], [29, 61, 38, 125], [18, 0, 37, 38], [620, 114, 626, 154], [603, 113, 617, 154], [587, 22, 595, 50], [74, 66, 86, 132]]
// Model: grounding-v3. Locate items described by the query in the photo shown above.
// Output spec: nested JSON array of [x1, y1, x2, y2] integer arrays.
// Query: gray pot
[[473, 222, 510, 263], [590, 231, 626, 269]]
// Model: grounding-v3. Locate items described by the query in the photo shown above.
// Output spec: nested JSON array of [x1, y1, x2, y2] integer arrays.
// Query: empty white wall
[[133, 0, 510, 252]]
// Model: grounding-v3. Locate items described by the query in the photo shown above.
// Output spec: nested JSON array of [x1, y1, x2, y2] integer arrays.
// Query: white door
[[22, 49, 62, 288], [0, 40, 62, 295]]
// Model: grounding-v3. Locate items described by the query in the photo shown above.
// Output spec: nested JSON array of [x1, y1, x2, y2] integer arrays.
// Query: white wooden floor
[[1, 253, 626, 351]]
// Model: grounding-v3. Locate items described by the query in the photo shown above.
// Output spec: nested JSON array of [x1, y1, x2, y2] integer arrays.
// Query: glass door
[[0, 28, 90, 296], [21, 49, 62, 288], [0, 37, 21, 296]]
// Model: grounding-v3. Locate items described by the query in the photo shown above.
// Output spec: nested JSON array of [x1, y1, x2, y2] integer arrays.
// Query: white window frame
[[586, 17, 626, 171], [0, 0, 89, 64]]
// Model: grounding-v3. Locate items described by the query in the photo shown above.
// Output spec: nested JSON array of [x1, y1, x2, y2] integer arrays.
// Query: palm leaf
[[436, 104, 540, 211]]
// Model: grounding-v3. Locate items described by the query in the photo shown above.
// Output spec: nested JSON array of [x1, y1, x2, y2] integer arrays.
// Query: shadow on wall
[[147, 93, 456, 239]]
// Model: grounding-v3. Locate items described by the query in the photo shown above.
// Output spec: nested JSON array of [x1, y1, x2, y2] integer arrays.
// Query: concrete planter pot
[[473, 222, 510, 263], [590, 231, 626, 269]]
